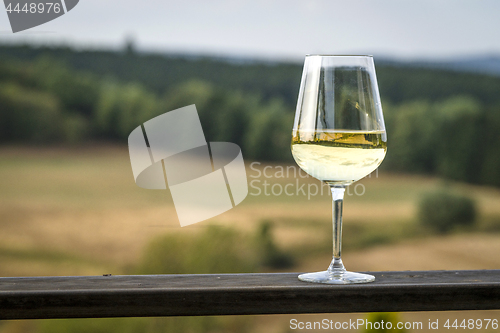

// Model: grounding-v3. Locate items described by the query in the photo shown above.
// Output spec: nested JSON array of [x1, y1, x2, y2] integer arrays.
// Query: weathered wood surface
[[0, 270, 499, 319]]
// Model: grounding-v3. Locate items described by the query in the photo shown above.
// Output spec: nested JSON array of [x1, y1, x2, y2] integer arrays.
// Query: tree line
[[1, 44, 500, 186]]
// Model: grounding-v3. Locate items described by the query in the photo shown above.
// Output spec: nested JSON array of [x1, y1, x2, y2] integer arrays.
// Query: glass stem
[[328, 185, 346, 275]]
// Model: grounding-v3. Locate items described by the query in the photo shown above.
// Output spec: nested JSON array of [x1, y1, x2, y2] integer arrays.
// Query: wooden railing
[[1, 270, 499, 320]]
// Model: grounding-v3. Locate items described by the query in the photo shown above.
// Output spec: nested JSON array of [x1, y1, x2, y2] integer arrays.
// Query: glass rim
[[305, 54, 373, 58]]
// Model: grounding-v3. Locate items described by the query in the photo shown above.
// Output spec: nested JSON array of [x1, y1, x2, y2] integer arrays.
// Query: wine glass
[[291, 55, 387, 284]]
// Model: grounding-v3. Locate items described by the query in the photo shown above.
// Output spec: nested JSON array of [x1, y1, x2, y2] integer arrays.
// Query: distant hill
[[378, 55, 500, 77], [2, 43, 500, 107], [440, 56, 500, 75]]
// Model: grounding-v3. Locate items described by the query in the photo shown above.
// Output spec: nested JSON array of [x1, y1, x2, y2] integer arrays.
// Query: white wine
[[291, 130, 387, 184]]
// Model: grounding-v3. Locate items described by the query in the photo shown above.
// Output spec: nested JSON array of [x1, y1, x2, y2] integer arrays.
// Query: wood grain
[[0, 270, 499, 319]]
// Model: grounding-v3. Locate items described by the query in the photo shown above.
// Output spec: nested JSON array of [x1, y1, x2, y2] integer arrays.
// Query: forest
[[1, 43, 500, 186]]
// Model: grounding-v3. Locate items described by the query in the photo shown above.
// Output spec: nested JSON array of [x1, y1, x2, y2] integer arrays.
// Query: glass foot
[[298, 270, 375, 284]]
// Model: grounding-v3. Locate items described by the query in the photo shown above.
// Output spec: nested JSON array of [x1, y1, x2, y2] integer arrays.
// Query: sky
[[1, 0, 500, 61]]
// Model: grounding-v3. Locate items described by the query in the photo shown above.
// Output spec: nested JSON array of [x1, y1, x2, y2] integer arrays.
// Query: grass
[[1, 145, 500, 275], [1, 145, 500, 332]]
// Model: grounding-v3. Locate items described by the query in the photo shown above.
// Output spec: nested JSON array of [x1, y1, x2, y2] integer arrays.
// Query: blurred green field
[[1, 144, 500, 274], [1, 145, 500, 333]]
